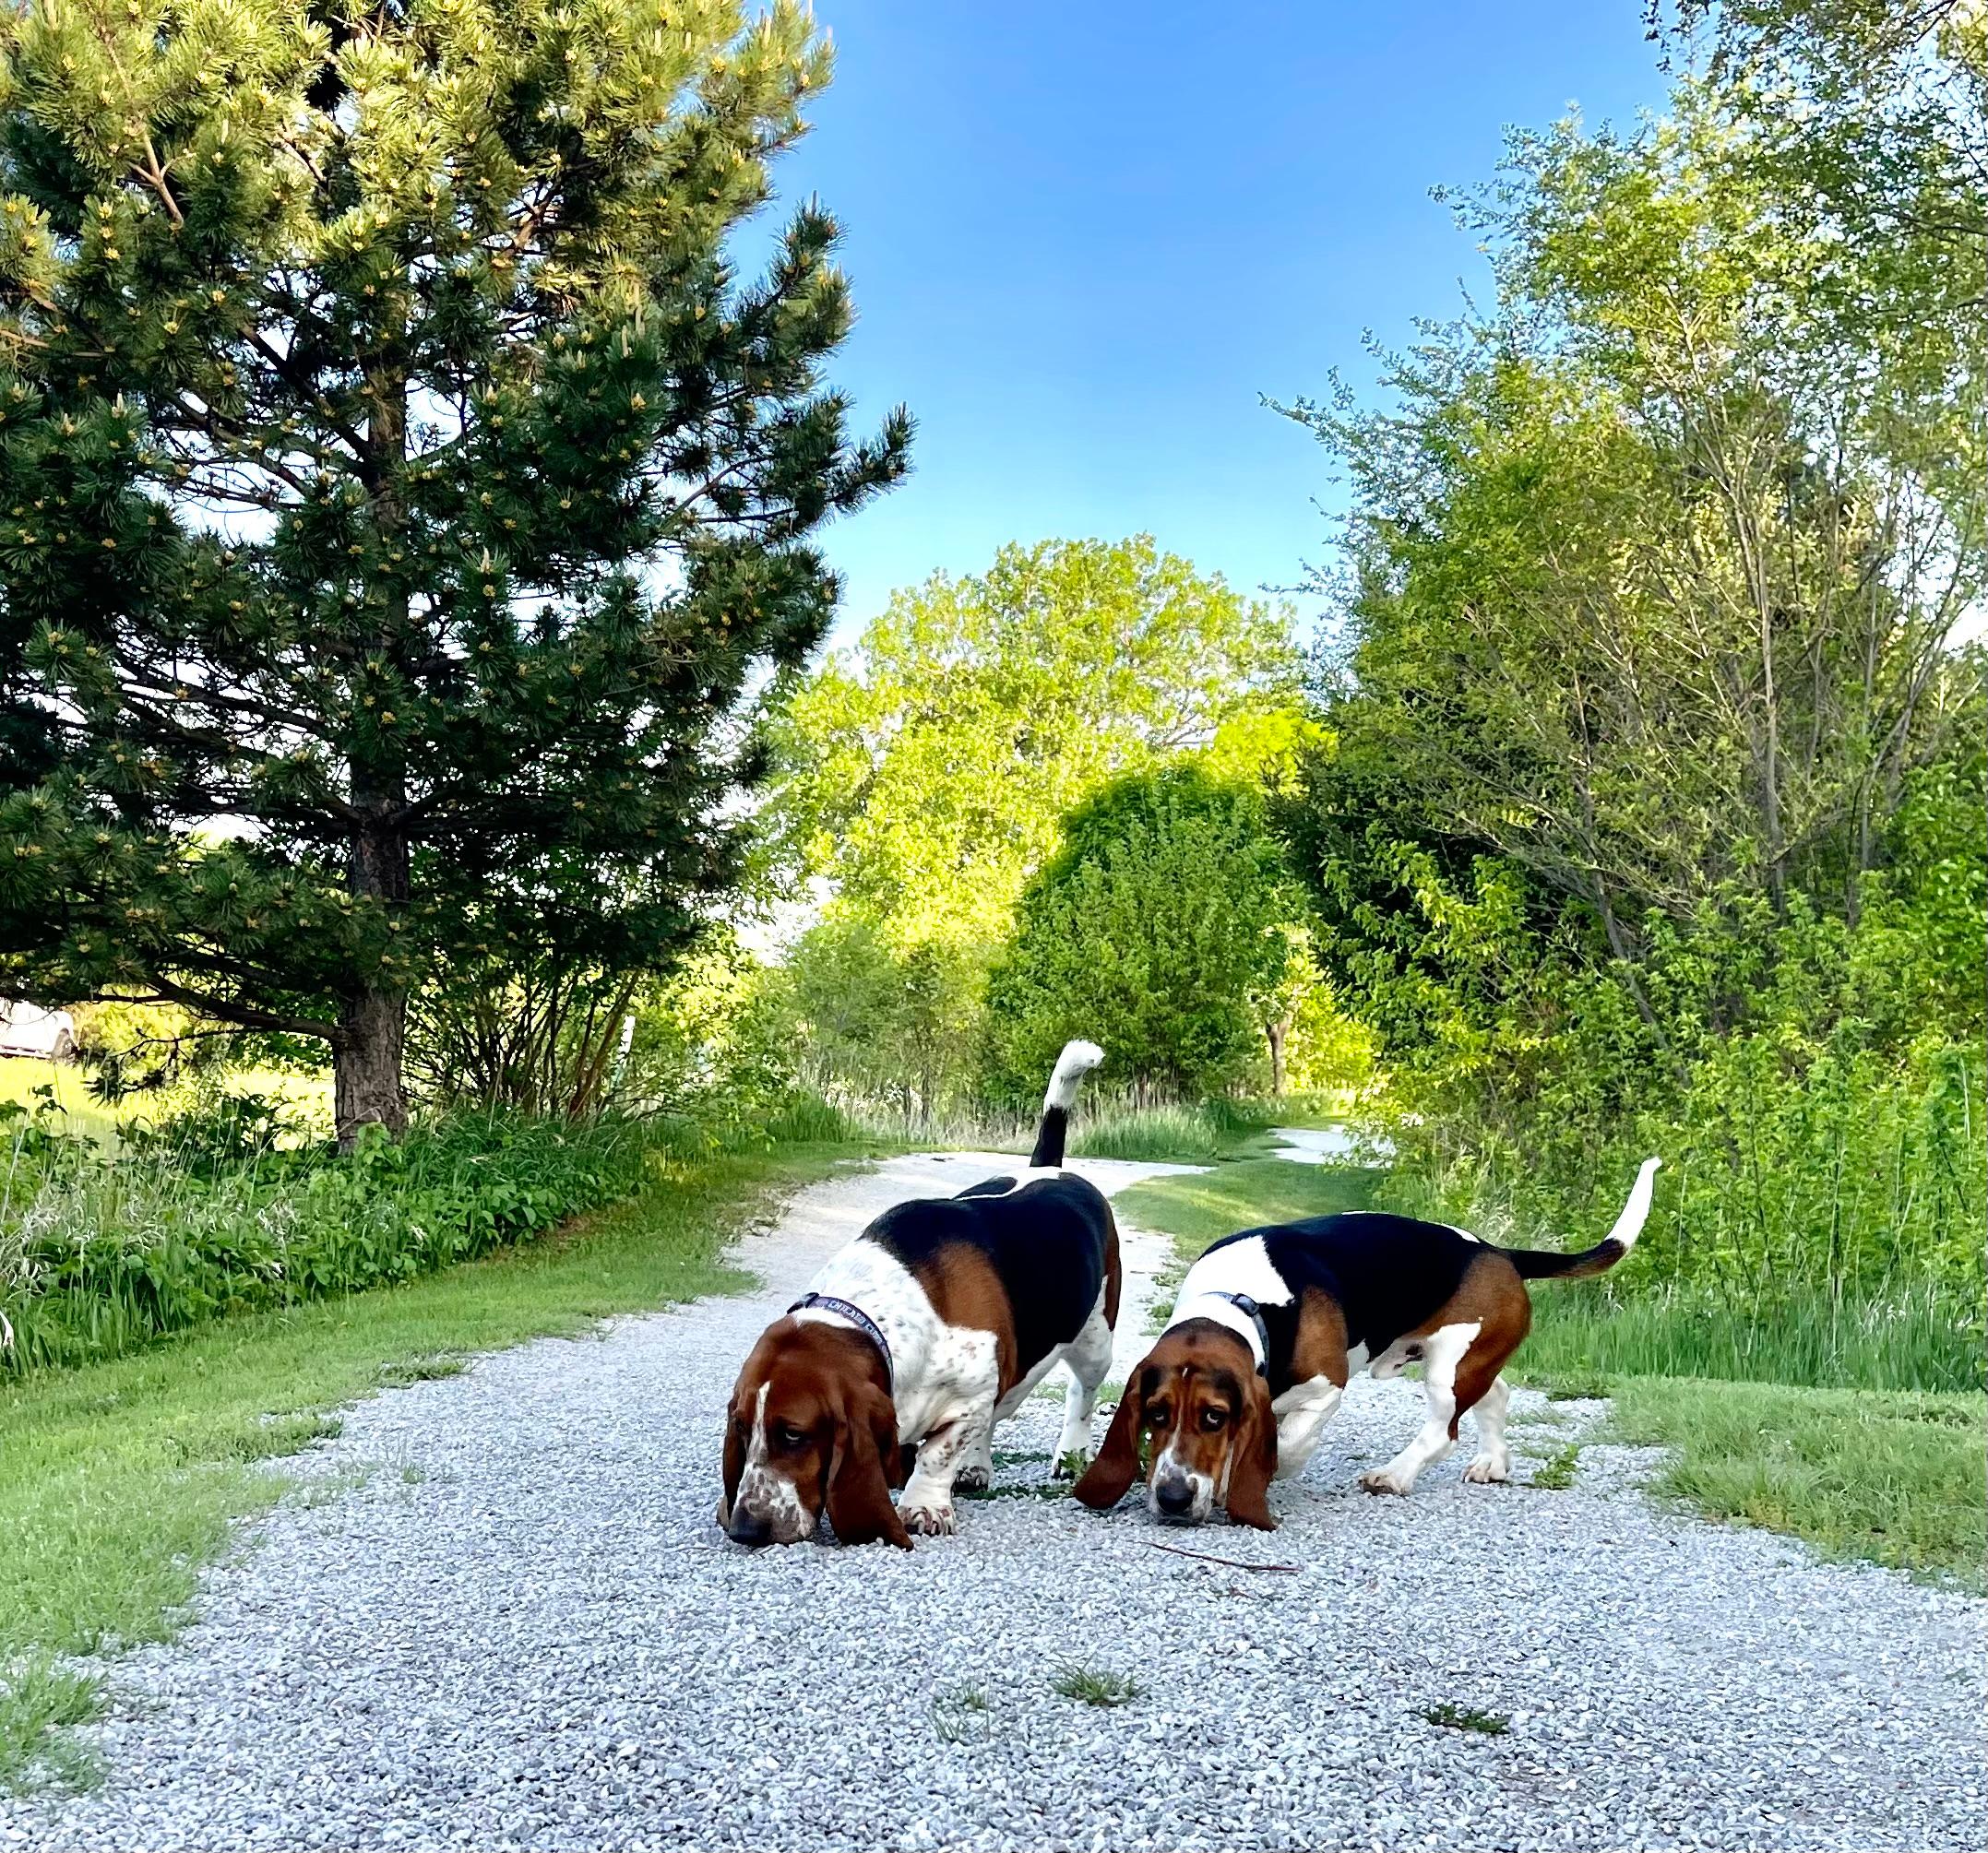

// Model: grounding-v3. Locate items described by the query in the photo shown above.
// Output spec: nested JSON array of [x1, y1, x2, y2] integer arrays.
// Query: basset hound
[[720, 1039, 1118, 1548], [1074, 1158, 1661, 1527]]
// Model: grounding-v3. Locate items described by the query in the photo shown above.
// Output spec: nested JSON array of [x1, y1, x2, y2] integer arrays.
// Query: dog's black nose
[[726, 1510, 774, 1548], [1154, 1479, 1195, 1517]]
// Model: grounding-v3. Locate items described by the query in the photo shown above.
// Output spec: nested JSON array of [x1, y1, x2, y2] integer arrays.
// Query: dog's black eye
[[775, 1422, 806, 1448], [1148, 1404, 1172, 1429], [1200, 1407, 1229, 1431]]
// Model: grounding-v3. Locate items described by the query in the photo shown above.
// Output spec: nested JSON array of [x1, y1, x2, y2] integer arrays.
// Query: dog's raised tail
[[1500, 1158, 1661, 1280], [1030, 1039, 1104, 1168]]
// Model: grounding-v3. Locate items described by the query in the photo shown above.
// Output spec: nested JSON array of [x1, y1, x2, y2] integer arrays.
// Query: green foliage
[[1278, 21, 1985, 1358], [773, 909, 979, 1118], [0, 1110, 653, 1374], [0, 1, 907, 1136], [765, 538, 1299, 1112], [771, 536, 1299, 943], [982, 765, 1333, 1103]]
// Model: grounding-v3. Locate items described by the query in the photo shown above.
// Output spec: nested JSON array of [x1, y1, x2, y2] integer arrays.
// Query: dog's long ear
[[1223, 1371, 1280, 1531], [826, 1381, 911, 1550], [1073, 1362, 1149, 1511], [717, 1389, 746, 1529]]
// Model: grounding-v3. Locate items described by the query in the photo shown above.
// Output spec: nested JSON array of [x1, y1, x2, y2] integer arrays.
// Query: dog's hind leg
[[1360, 1321, 1477, 1496], [1462, 1373, 1513, 1483], [1052, 1295, 1115, 1476]]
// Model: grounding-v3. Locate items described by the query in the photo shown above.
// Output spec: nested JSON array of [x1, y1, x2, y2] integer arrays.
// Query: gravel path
[[7, 1152, 1982, 1852]]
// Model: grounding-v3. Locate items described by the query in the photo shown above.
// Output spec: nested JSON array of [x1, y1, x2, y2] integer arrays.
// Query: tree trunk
[[336, 340, 413, 1150], [1266, 1017, 1288, 1098], [335, 806, 411, 1146], [335, 982, 407, 1145]]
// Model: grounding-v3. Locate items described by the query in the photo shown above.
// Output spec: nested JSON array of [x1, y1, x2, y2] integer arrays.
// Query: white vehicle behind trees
[[0, 1000, 77, 1063]]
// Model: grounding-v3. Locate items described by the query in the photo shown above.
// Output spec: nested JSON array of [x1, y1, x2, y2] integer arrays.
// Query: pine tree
[[0, 1, 907, 1141]]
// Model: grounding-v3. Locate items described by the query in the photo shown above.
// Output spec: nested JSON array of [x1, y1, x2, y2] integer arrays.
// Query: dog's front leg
[[1052, 1297, 1116, 1474], [954, 1427, 995, 1494], [1271, 1377, 1343, 1481], [899, 1412, 986, 1536]]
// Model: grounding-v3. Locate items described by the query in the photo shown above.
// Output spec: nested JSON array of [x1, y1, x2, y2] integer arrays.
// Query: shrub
[[0, 1111, 651, 1376]]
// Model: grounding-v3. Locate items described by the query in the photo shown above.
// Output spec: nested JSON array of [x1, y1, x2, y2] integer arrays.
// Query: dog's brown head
[[719, 1321, 911, 1549], [1072, 1322, 1278, 1528]]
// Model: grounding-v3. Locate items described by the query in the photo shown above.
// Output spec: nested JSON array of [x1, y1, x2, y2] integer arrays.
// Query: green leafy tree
[[1279, 17, 1985, 1321], [1281, 74, 1982, 1039], [0, 1, 907, 1141], [764, 536, 1297, 1105], [982, 765, 1315, 1102]]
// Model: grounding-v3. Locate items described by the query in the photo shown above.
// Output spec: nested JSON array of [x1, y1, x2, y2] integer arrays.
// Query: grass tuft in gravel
[[931, 1683, 992, 1744], [1530, 1443, 1583, 1490], [1053, 1666, 1141, 1708], [1425, 1702, 1509, 1735]]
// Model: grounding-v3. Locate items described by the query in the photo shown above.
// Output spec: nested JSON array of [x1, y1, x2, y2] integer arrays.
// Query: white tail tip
[[1607, 1158, 1662, 1253], [1043, 1039, 1105, 1110]]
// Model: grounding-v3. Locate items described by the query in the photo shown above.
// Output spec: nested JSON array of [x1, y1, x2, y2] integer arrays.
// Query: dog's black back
[[866, 1173, 1113, 1374], [1201, 1212, 1486, 1390]]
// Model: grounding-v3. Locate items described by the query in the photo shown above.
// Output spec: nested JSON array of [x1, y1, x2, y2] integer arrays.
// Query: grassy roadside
[[1113, 1156, 1381, 1254], [0, 1141, 862, 1791], [1589, 1378, 1983, 1590], [1113, 1147, 1983, 1591]]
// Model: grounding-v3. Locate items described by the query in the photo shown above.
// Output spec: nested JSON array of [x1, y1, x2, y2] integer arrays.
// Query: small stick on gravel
[[1148, 1540, 1302, 1574]]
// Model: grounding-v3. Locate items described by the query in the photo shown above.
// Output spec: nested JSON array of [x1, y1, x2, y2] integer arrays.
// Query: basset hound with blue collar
[[720, 1040, 1118, 1548], [1074, 1158, 1661, 1527]]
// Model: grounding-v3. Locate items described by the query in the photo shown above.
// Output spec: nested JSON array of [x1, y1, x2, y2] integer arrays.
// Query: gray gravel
[[6, 1151, 1982, 1852]]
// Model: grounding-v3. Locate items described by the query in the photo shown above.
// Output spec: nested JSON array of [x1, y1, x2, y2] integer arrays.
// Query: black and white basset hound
[[1075, 1159, 1661, 1527], [720, 1040, 1119, 1548]]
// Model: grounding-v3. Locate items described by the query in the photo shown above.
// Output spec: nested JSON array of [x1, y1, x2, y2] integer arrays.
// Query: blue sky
[[756, 2, 1670, 643]]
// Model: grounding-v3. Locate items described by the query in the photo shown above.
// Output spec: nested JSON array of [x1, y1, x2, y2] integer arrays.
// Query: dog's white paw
[[1051, 1448, 1090, 1482], [901, 1501, 958, 1537], [1463, 1455, 1510, 1485], [954, 1465, 991, 1494], [1359, 1468, 1412, 1497]]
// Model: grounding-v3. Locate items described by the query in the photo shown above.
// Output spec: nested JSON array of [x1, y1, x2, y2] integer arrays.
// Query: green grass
[[931, 1682, 992, 1744], [1518, 1280, 1980, 1396], [0, 1059, 122, 1146], [1073, 1101, 1288, 1165], [1113, 1156, 1383, 1271], [1051, 1665, 1141, 1707], [0, 1056, 333, 1149], [1600, 1377, 1985, 1589], [1424, 1702, 1509, 1735], [0, 1143, 856, 1792]]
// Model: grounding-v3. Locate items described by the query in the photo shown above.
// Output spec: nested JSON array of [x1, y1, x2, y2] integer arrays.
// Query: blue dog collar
[[790, 1292, 893, 1388]]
